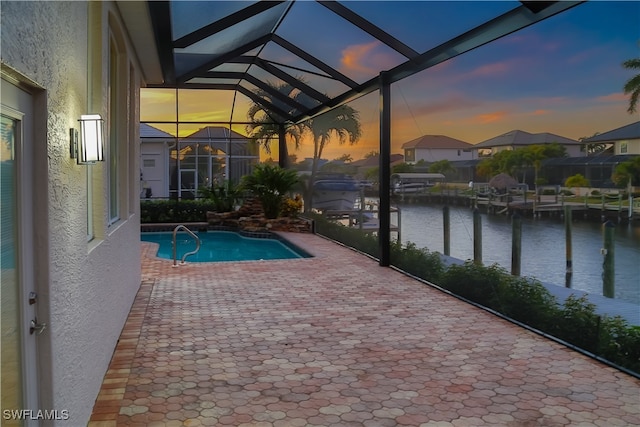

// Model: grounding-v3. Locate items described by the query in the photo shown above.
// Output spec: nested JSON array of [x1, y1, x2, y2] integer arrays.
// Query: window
[[108, 39, 120, 223], [405, 148, 415, 162], [620, 141, 628, 154]]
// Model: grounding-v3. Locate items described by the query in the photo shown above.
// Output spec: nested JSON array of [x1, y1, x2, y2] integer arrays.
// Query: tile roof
[[582, 121, 640, 143], [351, 153, 404, 167], [139, 123, 174, 139], [474, 130, 579, 148], [401, 135, 473, 150], [184, 126, 248, 140]]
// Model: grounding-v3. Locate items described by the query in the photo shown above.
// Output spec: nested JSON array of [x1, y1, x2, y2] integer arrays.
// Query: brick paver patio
[[89, 232, 640, 426]]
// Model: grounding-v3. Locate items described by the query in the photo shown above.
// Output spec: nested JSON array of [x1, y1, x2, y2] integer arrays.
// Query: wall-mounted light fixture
[[70, 114, 105, 164]]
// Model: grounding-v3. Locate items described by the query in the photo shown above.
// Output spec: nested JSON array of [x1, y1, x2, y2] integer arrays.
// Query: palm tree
[[613, 156, 640, 188], [240, 164, 299, 219], [246, 82, 305, 166], [307, 105, 362, 180], [612, 156, 640, 219], [622, 57, 640, 114]]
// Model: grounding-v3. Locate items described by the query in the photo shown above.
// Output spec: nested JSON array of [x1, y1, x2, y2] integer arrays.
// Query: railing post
[[602, 221, 615, 298], [443, 205, 450, 256], [473, 208, 482, 265], [511, 213, 521, 276]]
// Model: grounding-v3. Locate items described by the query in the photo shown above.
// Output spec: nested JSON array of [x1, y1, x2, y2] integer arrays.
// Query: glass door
[[1, 113, 23, 423], [1, 77, 40, 426], [179, 169, 197, 199]]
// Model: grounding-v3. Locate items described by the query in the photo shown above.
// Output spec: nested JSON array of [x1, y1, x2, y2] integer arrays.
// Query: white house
[[140, 124, 258, 199], [1, 2, 160, 424], [581, 121, 640, 155], [474, 129, 583, 157], [401, 134, 475, 164], [140, 123, 174, 198]]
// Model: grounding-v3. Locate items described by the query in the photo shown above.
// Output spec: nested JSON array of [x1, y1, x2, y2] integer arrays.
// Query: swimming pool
[[141, 231, 310, 262]]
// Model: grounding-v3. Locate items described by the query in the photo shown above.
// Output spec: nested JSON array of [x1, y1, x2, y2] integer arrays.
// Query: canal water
[[396, 203, 640, 305]]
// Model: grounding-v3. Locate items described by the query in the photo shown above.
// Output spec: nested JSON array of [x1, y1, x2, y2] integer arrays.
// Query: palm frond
[[623, 74, 640, 113], [622, 58, 640, 70]]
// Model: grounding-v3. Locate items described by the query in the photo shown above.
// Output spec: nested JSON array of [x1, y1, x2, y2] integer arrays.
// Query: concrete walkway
[[89, 232, 640, 426]]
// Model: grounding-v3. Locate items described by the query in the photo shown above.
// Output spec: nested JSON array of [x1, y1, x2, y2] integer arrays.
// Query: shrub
[[565, 173, 589, 188], [140, 199, 217, 223], [438, 262, 506, 310], [281, 195, 303, 218], [390, 241, 444, 284], [241, 164, 299, 219], [551, 294, 602, 353], [497, 276, 558, 330], [199, 181, 241, 212], [308, 213, 378, 256], [598, 319, 640, 373]]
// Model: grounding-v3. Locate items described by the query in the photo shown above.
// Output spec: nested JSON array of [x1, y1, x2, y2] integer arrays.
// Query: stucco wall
[[141, 141, 169, 198], [1, 2, 141, 424], [616, 139, 640, 155], [415, 147, 474, 163]]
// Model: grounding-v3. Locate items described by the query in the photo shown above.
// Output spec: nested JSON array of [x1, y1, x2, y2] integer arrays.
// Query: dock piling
[[511, 213, 521, 276], [602, 221, 615, 298], [564, 205, 573, 280], [473, 208, 482, 265], [443, 206, 450, 256]]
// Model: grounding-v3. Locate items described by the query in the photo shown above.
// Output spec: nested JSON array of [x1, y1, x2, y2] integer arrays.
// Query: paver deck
[[89, 232, 640, 427]]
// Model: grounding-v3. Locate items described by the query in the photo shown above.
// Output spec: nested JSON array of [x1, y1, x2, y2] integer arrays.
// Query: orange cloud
[[341, 41, 380, 74], [339, 41, 401, 78], [596, 92, 627, 103], [527, 109, 551, 116], [473, 111, 508, 124]]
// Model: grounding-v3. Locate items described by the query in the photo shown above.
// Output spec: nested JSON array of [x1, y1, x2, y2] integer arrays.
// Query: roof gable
[[184, 126, 248, 140], [402, 135, 473, 150], [140, 123, 174, 139], [351, 153, 404, 167], [582, 121, 640, 143]]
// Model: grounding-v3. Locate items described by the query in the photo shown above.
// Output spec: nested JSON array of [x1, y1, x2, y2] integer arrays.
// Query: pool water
[[141, 231, 308, 262]]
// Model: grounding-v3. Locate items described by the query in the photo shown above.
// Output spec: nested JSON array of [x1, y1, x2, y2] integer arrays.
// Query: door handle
[[30, 318, 47, 335]]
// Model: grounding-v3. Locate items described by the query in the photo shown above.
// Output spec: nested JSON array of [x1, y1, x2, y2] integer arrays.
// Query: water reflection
[[398, 203, 640, 305]]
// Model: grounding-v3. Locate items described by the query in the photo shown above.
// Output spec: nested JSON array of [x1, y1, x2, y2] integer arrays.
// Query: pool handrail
[[172, 225, 201, 267]]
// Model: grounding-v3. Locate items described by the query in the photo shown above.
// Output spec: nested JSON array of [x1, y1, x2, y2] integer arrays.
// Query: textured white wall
[[141, 141, 170, 198], [1, 2, 141, 425], [616, 139, 640, 155], [415, 148, 475, 163]]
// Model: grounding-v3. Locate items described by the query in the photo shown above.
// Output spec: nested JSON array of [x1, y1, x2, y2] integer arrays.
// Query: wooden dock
[[470, 193, 640, 220], [392, 188, 639, 221]]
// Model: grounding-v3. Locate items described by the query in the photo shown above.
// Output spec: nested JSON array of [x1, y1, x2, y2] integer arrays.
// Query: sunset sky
[[141, 1, 640, 162]]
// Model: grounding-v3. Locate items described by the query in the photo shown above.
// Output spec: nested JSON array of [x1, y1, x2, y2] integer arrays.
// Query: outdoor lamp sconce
[[70, 114, 105, 164]]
